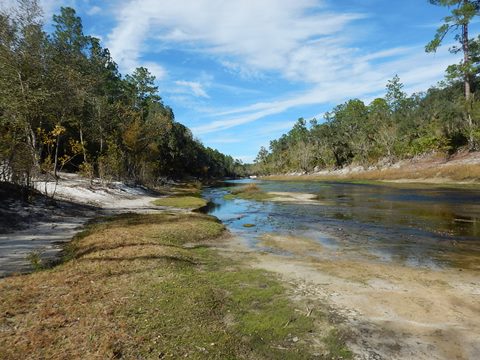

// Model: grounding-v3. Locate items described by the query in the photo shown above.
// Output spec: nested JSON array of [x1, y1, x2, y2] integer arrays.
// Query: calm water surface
[[202, 180, 480, 269]]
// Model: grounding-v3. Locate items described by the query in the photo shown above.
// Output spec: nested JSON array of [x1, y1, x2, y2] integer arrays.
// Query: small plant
[[26, 250, 44, 271], [231, 183, 260, 195], [225, 183, 275, 201]]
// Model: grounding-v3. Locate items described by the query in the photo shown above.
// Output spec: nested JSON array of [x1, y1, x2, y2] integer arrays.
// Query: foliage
[[26, 250, 44, 271], [253, 75, 480, 175], [0, 1, 242, 193]]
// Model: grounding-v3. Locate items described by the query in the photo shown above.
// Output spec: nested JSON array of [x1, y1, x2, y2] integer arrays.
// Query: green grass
[[0, 212, 352, 359], [324, 329, 354, 359], [224, 183, 275, 201], [152, 195, 207, 209]]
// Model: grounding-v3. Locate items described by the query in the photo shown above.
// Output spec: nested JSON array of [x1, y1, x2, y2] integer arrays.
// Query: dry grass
[[0, 212, 348, 359], [0, 213, 222, 359], [155, 182, 202, 198], [265, 163, 480, 185], [151, 196, 207, 209], [231, 183, 261, 194], [225, 183, 275, 201]]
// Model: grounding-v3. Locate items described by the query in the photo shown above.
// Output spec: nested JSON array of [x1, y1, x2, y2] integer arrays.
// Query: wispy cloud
[[105, 0, 455, 136], [194, 43, 455, 135], [86, 5, 101, 15], [207, 138, 243, 144], [106, 0, 365, 78], [175, 80, 209, 98]]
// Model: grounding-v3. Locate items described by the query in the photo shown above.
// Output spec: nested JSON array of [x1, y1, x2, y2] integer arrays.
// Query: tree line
[[253, 0, 480, 175], [0, 1, 245, 192]]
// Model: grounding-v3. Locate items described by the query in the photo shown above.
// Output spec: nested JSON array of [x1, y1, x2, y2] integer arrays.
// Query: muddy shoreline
[[216, 234, 480, 360], [205, 179, 480, 359]]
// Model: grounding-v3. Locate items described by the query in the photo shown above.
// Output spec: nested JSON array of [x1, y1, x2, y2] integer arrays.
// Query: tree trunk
[[54, 134, 60, 178], [462, 3, 472, 100], [79, 126, 87, 163]]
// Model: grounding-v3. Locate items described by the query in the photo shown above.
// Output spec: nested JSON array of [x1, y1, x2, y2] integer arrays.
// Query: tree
[[426, 0, 480, 99], [0, 0, 49, 189], [124, 67, 161, 113], [0, 2, 253, 189], [369, 98, 397, 160]]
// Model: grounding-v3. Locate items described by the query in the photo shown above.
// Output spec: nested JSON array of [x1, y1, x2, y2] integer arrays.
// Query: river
[[203, 179, 480, 270]]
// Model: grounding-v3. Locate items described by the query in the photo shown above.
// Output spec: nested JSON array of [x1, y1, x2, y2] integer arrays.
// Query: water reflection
[[203, 180, 480, 269]]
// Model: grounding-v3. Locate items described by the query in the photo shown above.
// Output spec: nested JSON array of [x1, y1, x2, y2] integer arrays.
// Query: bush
[[410, 135, 450, 155]]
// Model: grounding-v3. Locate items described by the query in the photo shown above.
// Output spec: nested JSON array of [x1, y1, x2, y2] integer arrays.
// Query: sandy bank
[[263, 151, 480, 185], [0, 173, 171, 277], [217, 234, 480, 360], [267, 191, 318, 202]]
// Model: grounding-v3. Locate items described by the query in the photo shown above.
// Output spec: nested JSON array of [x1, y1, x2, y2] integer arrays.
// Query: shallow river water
[[203, 179, 480, 270]]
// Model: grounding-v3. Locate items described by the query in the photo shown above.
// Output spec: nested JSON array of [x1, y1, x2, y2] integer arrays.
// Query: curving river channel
[[203, 179, 480, 270]]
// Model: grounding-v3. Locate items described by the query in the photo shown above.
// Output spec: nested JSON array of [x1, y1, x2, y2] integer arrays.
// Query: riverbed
[[203, 180, 480, 359], [204, 179, 480, 270]]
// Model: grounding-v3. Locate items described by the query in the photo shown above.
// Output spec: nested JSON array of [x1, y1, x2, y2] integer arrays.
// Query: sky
[[4, 0, 469, 162]]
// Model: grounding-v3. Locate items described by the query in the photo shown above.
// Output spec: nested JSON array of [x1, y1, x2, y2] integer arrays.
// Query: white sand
[[0, 173, 169, 277]]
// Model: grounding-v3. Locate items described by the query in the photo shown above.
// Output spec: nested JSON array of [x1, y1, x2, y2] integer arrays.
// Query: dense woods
[[3, 0, 480, 184], [0, 2, 244, 191], [253, 0, 480, 175]]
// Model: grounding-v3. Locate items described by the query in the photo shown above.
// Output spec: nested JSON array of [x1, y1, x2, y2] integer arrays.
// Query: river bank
[[217, 234, 480, 360], [205, 179, 480, 359], [0, 173, 171, 277], [263, 151, 480, 185], [0, 178, 351, 359], [2, 175, 479, 359]]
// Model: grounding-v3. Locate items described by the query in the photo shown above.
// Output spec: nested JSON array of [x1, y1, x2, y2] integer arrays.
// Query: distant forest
[[252, 77, 479, 175], [0, 2, 246, 190], [253, 0, 480, 175]]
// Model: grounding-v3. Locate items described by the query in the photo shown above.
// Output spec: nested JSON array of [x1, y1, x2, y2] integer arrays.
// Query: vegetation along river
[[203, 180, 480, 270]]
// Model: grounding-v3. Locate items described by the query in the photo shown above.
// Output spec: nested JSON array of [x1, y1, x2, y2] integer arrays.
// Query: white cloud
[[175, 80, 209, 98], [106, 0, 364, 78], [208, 138, 243, 144], [106, 0, 457, 135], [193, 43, 456, 135], [0, 0, 16, 11], [86, 5, 101, 15]]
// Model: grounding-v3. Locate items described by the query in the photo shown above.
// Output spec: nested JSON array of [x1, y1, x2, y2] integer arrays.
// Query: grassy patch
[[155, 182, 203, 198], [324, 329, 353, 359], [152, 195, 207, 209], [0, 212, 350, 359], [263, 163, 480, 186], [224, 183, 275, 201]]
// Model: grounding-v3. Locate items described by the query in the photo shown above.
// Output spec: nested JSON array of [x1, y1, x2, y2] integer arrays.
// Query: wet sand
[[218, 234, 480, 360]]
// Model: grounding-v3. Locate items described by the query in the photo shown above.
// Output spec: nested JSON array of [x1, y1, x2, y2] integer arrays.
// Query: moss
[[0, 212, 350, 359], [324, 329, 353, 359], [224, 183, 275, 201], [152, 195, 207, 209]]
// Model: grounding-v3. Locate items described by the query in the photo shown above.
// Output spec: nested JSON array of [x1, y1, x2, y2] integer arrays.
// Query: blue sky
[[6, 0, 468, 162]]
